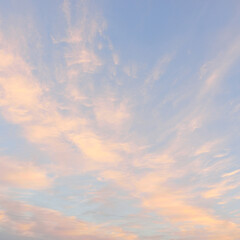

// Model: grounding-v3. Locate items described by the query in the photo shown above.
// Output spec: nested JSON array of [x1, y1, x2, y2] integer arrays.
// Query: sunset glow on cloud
[[1, 1, 240, 239]]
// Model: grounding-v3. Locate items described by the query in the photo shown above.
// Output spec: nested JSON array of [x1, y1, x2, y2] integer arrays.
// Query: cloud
[[93, 97, 130, 128], [0, 198, 138, 240], [199, 35, 240, 95], [142, 192, 220, 225], [0, 156, 52, 190], [123, 62, 138, 78], [222, 169, 240, 178], [0, 50, 43, 124], [58, 0, 106, 74], [0, 2, 130, 177], [0, 50, 15, 68], [145, 54, 173, 85], [68, 132, 122, 164], [140, 188, 240, 239], [194, 140, 221, 156], [202, 178, 239, 199], [1, 1, 240, 240], [113, 53, 119, 65], [65, 48, 102, 73]]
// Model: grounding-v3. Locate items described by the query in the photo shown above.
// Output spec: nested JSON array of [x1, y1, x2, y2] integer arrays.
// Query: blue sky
[[0, 0, 240, 239]]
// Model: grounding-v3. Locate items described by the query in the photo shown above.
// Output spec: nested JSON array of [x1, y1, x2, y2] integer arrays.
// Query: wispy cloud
[[0, 156, 52, 190], [199, 35, 240, 96], [1, 1, 240, 239], [0, 198, 138, 240], [144, 54, 173, 85]]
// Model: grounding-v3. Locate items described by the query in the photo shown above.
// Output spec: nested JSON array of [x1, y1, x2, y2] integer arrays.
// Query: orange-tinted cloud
[[0, 157, 52, 190]]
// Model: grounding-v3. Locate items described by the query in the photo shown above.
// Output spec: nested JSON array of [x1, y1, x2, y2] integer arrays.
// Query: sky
[[0, 0, 240, 239]]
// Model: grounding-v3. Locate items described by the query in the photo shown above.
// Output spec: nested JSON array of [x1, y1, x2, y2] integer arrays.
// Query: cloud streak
[[0, 1, 240, 240]]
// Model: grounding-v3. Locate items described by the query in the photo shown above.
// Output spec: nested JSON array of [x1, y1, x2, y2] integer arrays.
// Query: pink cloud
[[0, 156, 52, 190]]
